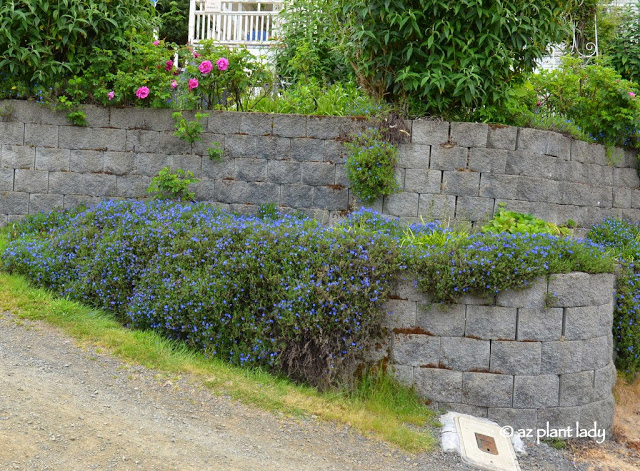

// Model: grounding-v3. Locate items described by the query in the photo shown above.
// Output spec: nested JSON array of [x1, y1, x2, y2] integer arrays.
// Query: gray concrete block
[[0, 100, 66, 125], [517, 177, 561, 203], [35, 148, 69, 172], [621, 207, 640, 224], [383, 192, 419, 217], [202, 157, 234, 180], [172, 154, 203, 176], [405, 169, 441, 193], [416, 303, 465, 337], [455, 196, 494, 222], [60, 126, 126, 151], [307, 115, 344, 139], [1, 192, 29, 214], [273, 114, 307, 138], [487, 125, 518, 151], [82, 174, 117, 197], [291, 138, 324, 162], [109, 107, 175, 131], [462, 372, 514, 407], [581, 336, 613, 370], [207, 111, 241, 134], [391, 278, 430, 303], [490, 341, 542, 375], [579, 395, 615, 435], [382, 298, 417, 329], [465, 305, 517, 340], [7, 214, 26, 223], [63, 194, 99, 210], [513, 375, 559, 408], [268, 160, 300, 184], [235, 158, 267, 182], [546, 132, 571, 159], [517, 308, 564, 341], [593, 363, 617, 401], [29, 193, 64, 214], [314, 186, 348, 210], [479, 174, 519, 199], [614, 167, 640, 188], [256, 137, 291, 160], [104, 152, 134, 176], [459, 294, 494, 305], [571, 139, 607, 165], [392, 365, 414, 387], [14, 169, 48, 193], [496, 277, 548, 309], [418, 194, 456, 220], [394, 168, 406, 190], [48, 171, 83, 194], [25, 124, 58, 147], [537, 406, 581, 431], [613, 187, 632, 209], [280, 184, 314, 209], [559, 370, 594, 406], [132, 153, 173, 177], [323, 140, 346, 164], [1, 145, 35, 169], [301, 162, 335, 186], [216, 180, 280, 205], [192, 133, 225, 157], [393, 334, 440, 367], [450, 122, 488, 148], [414, 367, 463, 403], [565, 303, 614, 340], [517, 128, 549, 155], [608, 147, 626, 167], [0, 122, 24, 145], [80, 104, 110, 128], [468, 148, 508, 173], [439, 403, 489, 418], [560, 182, 612, 207], [116, 175, 151, 198], [155, 131, 191, 155], [194, 179, 215, 201], [488, 408, 537, 431], [238, 112, 273, 136], [442, 171, 480, 196], [440, 337, 490, 371], [223, 135, 257, 159], [397, 144, 430, 168], [583, 163, 613, 187], [334, 164, 349, 187], [548, 272, 596, 308], [542, 340, 584, 374], [69, 150, 105, 174], [0, 169, 13, 191], [412, 120, 449, 146], [506, 151, 558, 180], [429, 146, 467, 171]]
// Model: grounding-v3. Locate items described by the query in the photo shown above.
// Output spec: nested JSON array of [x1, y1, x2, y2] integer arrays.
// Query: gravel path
[[0, 311, 587, 471]]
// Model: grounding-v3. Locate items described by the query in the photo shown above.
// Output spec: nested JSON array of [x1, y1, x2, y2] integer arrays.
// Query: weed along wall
[[383, 273, 617, 434], [1, 99, 640, 226]]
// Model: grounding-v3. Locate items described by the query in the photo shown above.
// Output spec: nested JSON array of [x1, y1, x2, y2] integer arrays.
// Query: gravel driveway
[[0, 311, 587, 471]]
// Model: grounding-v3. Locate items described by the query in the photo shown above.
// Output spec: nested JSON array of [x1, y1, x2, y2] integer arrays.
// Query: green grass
[[0, 227, 437, 452]]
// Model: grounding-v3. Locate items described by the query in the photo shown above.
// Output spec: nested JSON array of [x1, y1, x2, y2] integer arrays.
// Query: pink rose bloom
[[171, 80, 178, 89], [153, 40, 160, 46], [135, 86, 150, 99], [216, 57, 229, 71], [108, 91, 115, 101], [199, 60, 213, 75], [629, 92, 636, 98], [165, 60, 173, 71], [194, 52, 201, 58], [188, 78, 199, 91]]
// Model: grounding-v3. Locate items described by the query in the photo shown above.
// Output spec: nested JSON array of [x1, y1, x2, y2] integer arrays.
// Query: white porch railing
[[188, 0, 283, 47]]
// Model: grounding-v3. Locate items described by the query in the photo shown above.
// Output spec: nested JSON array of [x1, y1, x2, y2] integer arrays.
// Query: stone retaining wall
[[1, 99, 639, 227], [383, 272, 617, 435]]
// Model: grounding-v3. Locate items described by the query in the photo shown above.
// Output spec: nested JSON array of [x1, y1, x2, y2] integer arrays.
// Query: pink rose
[[216, 57, 229, 71], [199, 60, 213, 75], [171, 80, 178, 89], [165, 60, 173, 71], [153, 40, 160, 46], [108, 91, 115, 101], [188, 78, 199, 91], [135, 86, 150, 99], [194, 52, 201, 58], [629, 92, 636, 98]]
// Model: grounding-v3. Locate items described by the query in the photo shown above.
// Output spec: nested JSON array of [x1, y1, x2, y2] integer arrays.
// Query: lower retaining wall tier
[[382, 272, 617, 438], [1, 100, 640, 227]]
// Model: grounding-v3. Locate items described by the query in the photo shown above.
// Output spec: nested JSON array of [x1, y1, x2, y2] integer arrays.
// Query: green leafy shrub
[[341, 0, 571, 116], [147, 167, 199, 201], [156, 0, 189, 45], [603, 1, 640, 84], [481, 204, 571, 236], [172, 112, 208, 144], [344, 127, 398, 204]]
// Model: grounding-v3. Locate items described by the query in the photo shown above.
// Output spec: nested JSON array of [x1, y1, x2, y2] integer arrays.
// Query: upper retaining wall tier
[[383, 273, 617, 436], [0, 99, 639, 227]]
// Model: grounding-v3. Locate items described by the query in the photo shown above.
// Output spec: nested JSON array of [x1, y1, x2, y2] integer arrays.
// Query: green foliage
[[156, 0, 189, 45], [529, 57, 640, 149], [172, 111, 208, 144], [275, 0, 352, 84], [603, 1, 640, 84], [344, 127, 398, 204], [147, 167, 199, 201], [481, 204, 571, 236], [207, 142, 223, 162], [341, 0, 572, 116]]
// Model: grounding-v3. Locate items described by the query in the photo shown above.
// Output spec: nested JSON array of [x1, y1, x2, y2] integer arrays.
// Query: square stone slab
[[455, 415, 521, 471]]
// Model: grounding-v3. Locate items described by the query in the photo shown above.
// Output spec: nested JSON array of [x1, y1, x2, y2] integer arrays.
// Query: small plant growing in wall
[[172, 111, 224, 161], [344, 127, 398, 204], [147, 167, 199, 201]]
